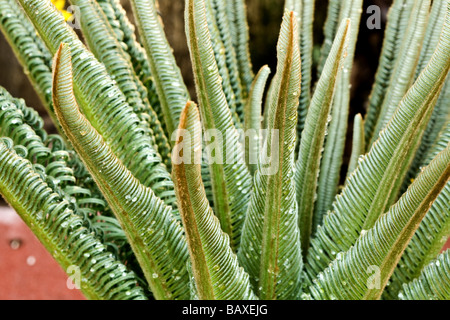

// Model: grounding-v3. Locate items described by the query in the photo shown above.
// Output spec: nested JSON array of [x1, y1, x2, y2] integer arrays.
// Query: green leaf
[[210, 0, 246, 120], [284, 0, 315, 143], [364, 0, 414, 145], [313, 0, 364, 226], [383, 120, 450, 299], [71, 0, 173, 169], [0, 0, 56, 128], [96, 0, 164, 137], [305, 3, 450, 282], [244, 65, 271, 176], [369, 0, 431, 147], [401, 75, 450, 193], [226, 0, 254, 94], [203, 0, 242, 129], [0, 137, 147, 300], [414, 0, 448, 79], [346, 113, 365, 178], [316, 0, 341, 77], [308, 142, 450, 300], [172, 101, 256, 300], [399, 250, 450, 300], [18, 0, 177, 210], [295, 18, 350, 253], [52, 43, 190, 300], [238, 10, 303, 300], [185, 0, 252, 250], [129, 0, 190, 135]]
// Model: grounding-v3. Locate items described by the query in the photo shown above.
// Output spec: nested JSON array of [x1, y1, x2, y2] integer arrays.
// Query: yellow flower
[[51, 0, 72, 21]]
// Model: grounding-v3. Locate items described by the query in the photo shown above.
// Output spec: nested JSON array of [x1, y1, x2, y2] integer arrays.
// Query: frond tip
[[172, 101, 256, 300]]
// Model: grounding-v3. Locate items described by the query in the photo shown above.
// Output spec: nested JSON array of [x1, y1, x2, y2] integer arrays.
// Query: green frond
[[316, 0, 341, 77], [185, 0, 252, 250], [295, 19, 351, 253], [210, 0, 246, 121], [308, 143, 450, 300], [401, 76, 450, 193], [52, 43, 190, 300], [238, 10, 303, 300], [313, 0, 363, 231], [226, 0, 254, 94], [244, 65, 271, 176], [364, 0, 414, 145], [129, 0, 190, 135], [96, 0, 163, 133], [414, 0, 447, 79], [399, 250, 450, 300], [204, 0, 242, 129], [0, 136, 147, 300], [0, 87, 144, 275], [369, 0, 431, 147], [172, 102, 256, 300], [305, 4, 450, 283], [69, 0, 172, 169], [284, 0, 315, 143], [346, 114, 365, 178], [0, 0, 55, 124], [18, 0, 178, 210], [383, 120, 450, 299]]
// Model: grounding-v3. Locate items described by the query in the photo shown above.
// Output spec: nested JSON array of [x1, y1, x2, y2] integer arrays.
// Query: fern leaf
[[238, 10, 303, 300], [285, 0, 315, 143], [185, 0, 252, 249], [313, 0, 363, 232], [316, 0, 341, 77], [0, 0, 56, 125], [172, 102, 256, 300], [129, 0, 190, 135], [226, 0, 254, 94], [211, 0, 246, 122], [305, 4, 450, 282], [295, 19, 351, 252], [95, 0, 164, 137], [369, 0, 431, 147], [346, 114, 365, 178], [70, 0, 172, 169], [244, 65, 271, 176], [401, 75, 450, 193], [52, 43, 190, 300], [17, 0, 178, 210], [204, 0, 242, 129], [364, 0, 414, 145], [308, 143, 450, 300], [383, 120, 450, 299], [0, 137, 147, 300], [399, 250, 450, 300]]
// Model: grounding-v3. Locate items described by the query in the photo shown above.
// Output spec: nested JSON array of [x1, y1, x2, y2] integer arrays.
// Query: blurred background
[[1, 0, 447, 300]]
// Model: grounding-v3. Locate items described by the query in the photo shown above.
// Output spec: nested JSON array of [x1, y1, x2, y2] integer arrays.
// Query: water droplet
[[152, 273, 159, 279], [26, 255, 36, 266], [10, 239, 22, 250]]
